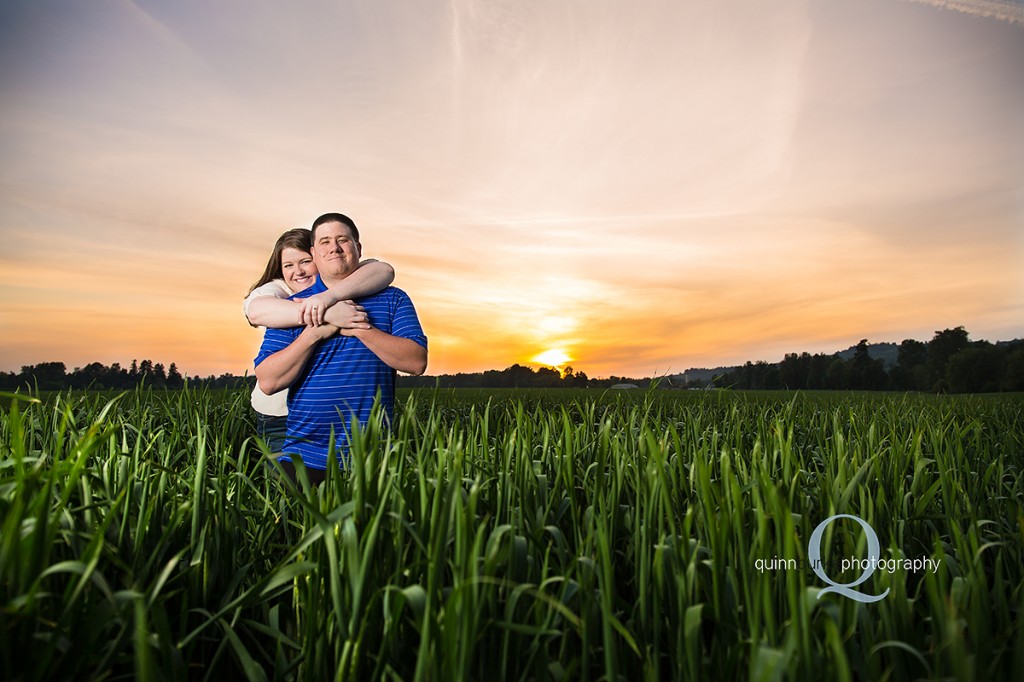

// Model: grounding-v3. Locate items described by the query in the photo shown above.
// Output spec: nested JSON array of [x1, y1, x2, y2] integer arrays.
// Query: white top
[[244, 279, 293, 416]]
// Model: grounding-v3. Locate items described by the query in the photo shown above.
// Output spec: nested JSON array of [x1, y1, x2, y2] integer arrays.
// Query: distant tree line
[[0, 360, 604, 392], [711, 327, 1024, 393], [399, 364, 596, 389], [3, 327, 1020, 394], [0, 359, 249, 391]]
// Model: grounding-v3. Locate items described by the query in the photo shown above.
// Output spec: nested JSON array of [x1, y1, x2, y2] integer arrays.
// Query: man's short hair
[[311, 213, 360, 242]]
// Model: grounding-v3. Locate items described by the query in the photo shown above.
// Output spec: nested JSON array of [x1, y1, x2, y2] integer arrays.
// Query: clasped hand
[[297, 293, 371, 330]]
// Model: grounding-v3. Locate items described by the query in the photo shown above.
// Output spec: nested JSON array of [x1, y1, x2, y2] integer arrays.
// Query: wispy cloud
[[898, 0, 1024, 25], [0, 0, 1020, 377]]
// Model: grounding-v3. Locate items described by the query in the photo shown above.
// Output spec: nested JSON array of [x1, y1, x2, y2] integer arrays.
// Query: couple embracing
[[244, 212, 427, 485]]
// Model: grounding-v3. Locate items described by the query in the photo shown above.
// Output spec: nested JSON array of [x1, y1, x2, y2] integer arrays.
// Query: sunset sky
[[1, 0, 1022, 379]]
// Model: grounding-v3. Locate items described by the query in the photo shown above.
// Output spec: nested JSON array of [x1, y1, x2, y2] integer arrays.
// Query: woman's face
[[280, 247, 318, 292]]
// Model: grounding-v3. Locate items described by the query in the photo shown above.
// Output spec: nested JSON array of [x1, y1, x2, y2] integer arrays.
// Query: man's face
[[311, 221, 361, 281]]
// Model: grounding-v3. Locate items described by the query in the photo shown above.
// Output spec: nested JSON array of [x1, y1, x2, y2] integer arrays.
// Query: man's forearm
[[255, 327, 335, 393], [348, 328, 427, 375]]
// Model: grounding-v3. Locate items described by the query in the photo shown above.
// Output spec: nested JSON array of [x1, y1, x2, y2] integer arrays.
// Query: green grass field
[[2, 386, 1022, 680]]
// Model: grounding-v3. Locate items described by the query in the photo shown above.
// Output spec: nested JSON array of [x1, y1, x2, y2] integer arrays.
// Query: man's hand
[[322, 300, 371, 330], [308, 322, 341, 341]]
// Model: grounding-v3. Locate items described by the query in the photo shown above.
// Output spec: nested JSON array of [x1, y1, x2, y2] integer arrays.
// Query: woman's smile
[[280, 247, 318, 293]]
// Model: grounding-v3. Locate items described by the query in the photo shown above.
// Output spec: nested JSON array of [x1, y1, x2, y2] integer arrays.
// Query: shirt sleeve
[[243, 280, 291, 320], [390, 290, 428, 349], [254, 326, 301, 367]]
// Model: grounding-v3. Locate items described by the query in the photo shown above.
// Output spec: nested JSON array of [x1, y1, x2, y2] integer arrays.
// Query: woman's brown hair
[[247, 228, 313, 295]]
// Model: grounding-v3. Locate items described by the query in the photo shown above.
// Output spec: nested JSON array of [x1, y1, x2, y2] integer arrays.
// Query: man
[[255, 213, 427, 481]]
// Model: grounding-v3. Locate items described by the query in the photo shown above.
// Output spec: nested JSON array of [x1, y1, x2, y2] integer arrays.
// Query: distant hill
[[670, 331, 1023, 392], [836, 342, 899, 369], [671, 367, 737, 384], [673, 341, 912, 382], [675, 337, 954, 378]]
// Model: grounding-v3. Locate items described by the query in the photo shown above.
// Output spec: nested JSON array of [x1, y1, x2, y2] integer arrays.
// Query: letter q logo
[[808, 514, 890, 603]]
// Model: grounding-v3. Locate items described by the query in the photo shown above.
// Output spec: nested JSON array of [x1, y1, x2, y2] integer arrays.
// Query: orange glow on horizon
[[0, 2, 1021, 378], [529, 349, 573, 369]]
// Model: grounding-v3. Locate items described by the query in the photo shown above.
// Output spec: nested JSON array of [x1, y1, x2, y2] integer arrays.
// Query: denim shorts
[[255, 411, 287, 453]]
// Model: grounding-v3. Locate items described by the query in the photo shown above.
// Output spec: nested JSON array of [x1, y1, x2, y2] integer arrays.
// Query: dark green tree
[[152, 363, 167, 387], [806, 354, 833, 389], [19, 362, 66, 390], [167, 363, 184, 388], [928, 327, 969, 391], [72, 362, 108, 389], [890, 339, 929, 390], [848, 339, 887, 390], [779, 353, 811, 390], [1003, 347, 1024, 391], [535, 367, 561, 387], [946, 344, 1004, 393]]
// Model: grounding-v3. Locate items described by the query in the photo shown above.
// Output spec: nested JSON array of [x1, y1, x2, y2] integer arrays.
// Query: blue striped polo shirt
[[254, 277, 426, 470]]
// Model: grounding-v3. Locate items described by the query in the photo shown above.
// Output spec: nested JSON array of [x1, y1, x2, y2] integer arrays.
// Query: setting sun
[[531, 349, 573, 368]]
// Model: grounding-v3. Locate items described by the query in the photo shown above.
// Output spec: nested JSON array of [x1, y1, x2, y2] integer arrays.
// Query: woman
[[244, 228, 395, 450]]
